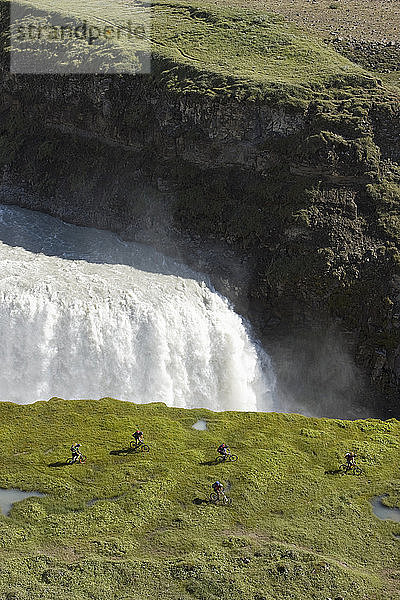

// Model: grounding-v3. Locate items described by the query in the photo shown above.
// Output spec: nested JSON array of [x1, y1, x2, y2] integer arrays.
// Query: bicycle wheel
[[223, 496, 232, 506], [130, 440, 136, 449], [216, 455, 225, 463], [66, 457, 74, 465], [79, 455, 87, 464], [353, 466, 362, 475], [210, 492, 218, 503], [339, 464, 349, 473], [140, 444, 150, 452], [229, 454, 238, 462]]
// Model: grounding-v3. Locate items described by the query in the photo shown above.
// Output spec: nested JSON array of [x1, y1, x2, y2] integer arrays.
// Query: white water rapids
[[0, 204, 276, 410]]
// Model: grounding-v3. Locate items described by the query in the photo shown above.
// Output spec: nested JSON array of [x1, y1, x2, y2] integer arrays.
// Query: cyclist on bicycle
[[71, 443, 82, 462], [345, 450, 356, 468], [132, 430, 144, 449], [217, 443, 229, 458], [212, 481, 224, 501]]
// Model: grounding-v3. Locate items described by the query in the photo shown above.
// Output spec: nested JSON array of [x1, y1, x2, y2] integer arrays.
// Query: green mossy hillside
[[0, 398, 399, 599], [5, 0, 387, 104]]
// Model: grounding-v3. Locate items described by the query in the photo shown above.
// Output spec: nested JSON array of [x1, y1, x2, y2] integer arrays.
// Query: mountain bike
[[67, 453, 87, 464], [209, 492, 232, 505], [339, 463, 362, 475], [129, 440, 150, 452], [216, 451, 238, 463]]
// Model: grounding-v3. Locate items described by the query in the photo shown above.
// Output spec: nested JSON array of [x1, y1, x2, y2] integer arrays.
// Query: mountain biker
[[132, 430, 144, 449], [212, 481, 224, 501], [71, 443, 82, 462], [217, 443, 229, 458], [345, 451, 356, 468]]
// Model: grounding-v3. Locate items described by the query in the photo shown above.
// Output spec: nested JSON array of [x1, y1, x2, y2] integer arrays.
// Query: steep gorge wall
[[0, 70, 399, 414]]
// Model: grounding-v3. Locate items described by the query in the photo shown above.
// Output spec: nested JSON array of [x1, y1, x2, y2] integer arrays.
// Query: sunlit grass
[[7, 0, 384, 102], [0, 398, 399, 599]]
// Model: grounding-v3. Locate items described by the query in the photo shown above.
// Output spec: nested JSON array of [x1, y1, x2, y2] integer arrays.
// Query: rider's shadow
[[325, 469, 343, 475], [199, 459, 218, 466], [109, 448, 134, 456], [192, 497, 209, 505], [48, 461, 70, 468]]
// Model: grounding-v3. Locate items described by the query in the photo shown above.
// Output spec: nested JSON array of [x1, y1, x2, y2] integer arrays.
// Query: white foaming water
[[0, 204, 276, 410]]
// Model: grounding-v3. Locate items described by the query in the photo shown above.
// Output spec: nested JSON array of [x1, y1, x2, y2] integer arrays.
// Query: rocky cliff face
[[0, 68, 399, 415]]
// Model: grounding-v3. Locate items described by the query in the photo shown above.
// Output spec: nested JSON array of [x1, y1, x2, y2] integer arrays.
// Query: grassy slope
[[208, 0, 400, 94], [1, 398, 400, 599], [10, 0, 386, 103]]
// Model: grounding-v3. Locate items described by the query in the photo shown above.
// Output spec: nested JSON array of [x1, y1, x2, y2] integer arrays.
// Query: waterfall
[[0, 204, 276, 411]]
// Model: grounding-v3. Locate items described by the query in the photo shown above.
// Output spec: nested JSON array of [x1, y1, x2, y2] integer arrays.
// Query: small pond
[[370, 495, 400, 523], [192, 420, 207, 431], [0, 488, 45, 516]]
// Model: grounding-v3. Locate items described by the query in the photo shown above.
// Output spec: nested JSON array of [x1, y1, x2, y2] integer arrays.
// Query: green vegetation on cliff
[[5, 0, 388, 103], [1, 398, 400, 599]]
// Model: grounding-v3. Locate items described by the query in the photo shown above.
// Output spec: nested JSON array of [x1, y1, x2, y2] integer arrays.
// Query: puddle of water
[[370, 495, 400, 523], [0, 488, 45, 516], [192, 420, 207, 431]]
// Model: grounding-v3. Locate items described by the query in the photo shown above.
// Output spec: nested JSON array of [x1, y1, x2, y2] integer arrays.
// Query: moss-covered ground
[[7, 0, 390, 104], [0, 397, 399, 599]]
